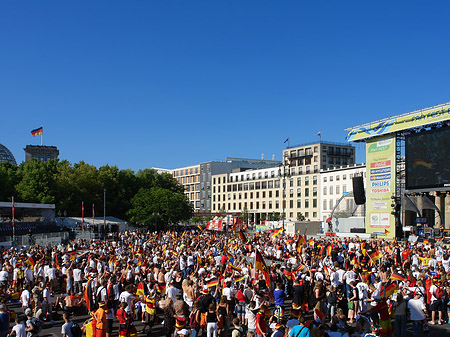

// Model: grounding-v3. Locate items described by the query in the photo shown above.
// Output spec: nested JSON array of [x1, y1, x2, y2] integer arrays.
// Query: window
[[323, 187, 327, 195], [297, 200, 301, 208], [289, 200, 293, 208], [289, 189, 294, 197], [343, 174, 347, 180], [314, 165, 319, 173], [313, 212, 317, 218], [313, 187, 317, 196], [329, 200, 333, 210], [323, 177, 327, 183], [290, 179, 294, 187], [305, 188, 309, 197], [305, 200, 309, 208], [343, 185, 347, 193], [314, 156, 318, 162], [330, 176, 333, 182], [297, 177, 301, 186], [269, 191, 272, 197], [314, 146, 318, 153], [256, 192, 259, 198], [313, 199, 317, 208], [313, 176, 317, 185], [323, 200, 327, 210], [329, 186, 333, 195], [276, 200, 280, 208], [336, 186, 340, 195], [269, 201, 272, 209], [305, 212, 309, 218], [299, 167, 303, 175], [262, 201, 266, 209], [305, 177, 309, 185], [306, 165, 311, 173], [275, 180, 280, 188], [297, 188, 301, 197]]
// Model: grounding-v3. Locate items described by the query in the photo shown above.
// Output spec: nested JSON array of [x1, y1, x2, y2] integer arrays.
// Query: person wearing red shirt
[[256, 304, 268, 337]]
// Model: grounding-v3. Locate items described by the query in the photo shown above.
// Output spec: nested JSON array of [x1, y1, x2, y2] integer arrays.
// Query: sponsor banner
[[370, 167, 391, 175], [366, 135, 396, 238], [347, 102, 450, 141], [370, 174, 391, 180]]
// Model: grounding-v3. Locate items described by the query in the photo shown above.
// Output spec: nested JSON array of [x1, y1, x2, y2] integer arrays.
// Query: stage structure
[[346, 102, 450, 238]]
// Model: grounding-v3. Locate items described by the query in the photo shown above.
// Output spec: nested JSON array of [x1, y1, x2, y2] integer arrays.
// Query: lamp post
[[278, 153, 291, 232]]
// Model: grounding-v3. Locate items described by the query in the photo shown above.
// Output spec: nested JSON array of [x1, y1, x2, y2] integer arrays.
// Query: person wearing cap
[[289, 317, 311, 337], [94, 302, 107, 337], [269, 323, 285, 337]]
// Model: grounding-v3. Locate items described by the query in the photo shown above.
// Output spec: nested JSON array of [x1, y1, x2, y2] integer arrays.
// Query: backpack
[[30, 317, 42, 334], [435, 286, 444, 299], [71, 322, 82, 337], [96, 286, 105, 304]]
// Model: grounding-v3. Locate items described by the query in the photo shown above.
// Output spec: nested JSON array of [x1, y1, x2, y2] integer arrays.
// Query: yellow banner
[[366, 135, 396, 238], [347, 103, 450, 141]]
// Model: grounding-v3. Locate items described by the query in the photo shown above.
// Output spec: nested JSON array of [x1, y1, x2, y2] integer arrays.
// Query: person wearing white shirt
[[73, 266, 82, 294], [20, 285, 31, 312], [10, 317, 26, 337], [408, 291, 427, 336], [0, 268, 8, 288], [429, 281, 444, 324]]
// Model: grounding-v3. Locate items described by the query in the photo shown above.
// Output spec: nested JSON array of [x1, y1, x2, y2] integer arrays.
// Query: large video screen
[[406, 127, 450, 190]]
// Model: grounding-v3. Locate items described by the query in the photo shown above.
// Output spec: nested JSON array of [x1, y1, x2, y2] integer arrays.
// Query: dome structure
[[0, 144, 17, 165]]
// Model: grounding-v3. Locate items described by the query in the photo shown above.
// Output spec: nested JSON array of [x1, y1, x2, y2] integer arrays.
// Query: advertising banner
[[366, 135, 396, 238], [347, 102, 450, 141]]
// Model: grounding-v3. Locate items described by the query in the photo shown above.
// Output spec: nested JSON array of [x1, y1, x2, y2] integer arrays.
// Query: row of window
[[322, 171, 365, 183], [212, 198, 318, 211]]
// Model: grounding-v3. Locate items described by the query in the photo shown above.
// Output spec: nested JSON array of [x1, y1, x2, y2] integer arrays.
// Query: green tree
[[16, 159, 59, 204], [240, 205, 249, 226], [127, 187, 192, 229], [297, 212, 306, 221], [0, 162, 19, 201]]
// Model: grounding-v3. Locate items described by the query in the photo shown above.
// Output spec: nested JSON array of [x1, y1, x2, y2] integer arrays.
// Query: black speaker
[[352, 176, 366, 205]]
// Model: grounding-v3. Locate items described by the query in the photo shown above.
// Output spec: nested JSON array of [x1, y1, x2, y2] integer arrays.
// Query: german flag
[[254, 249, 267, 271], [83, 278, 94, 312], [385, 229, 390, 236], [197, 224, 205, 231], [327, 245, 333, 256], [233, 275, 245, 283], [309, 238, 314, 247], [136, 282, 145, 296], [381, 281, 399, 298], [423, 238, 429, 244], [370, 249, 383, 263], [262, 269, 271, 288], [283, 269, 292, 281], [294, 264, 307, 274], [239, 230, 247, 243], [31, 127, 43, 137], [207, 278, 219, 288], [25, 256, 36, 270], [272, 227, 283, 239], [296, 235, 305, 253], [157, 283, 166, 294], [391, 272, 407, 282]]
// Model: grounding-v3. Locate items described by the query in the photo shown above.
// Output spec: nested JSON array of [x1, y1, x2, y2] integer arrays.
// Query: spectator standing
[[0, 304, 10, 337], [61, 312, 73, 337]]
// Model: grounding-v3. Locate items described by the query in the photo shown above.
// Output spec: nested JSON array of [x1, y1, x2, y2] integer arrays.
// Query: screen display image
[[405, 127, 450, 190]]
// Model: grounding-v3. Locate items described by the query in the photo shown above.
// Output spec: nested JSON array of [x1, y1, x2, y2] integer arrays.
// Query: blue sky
[[1, 1, 450, 171]]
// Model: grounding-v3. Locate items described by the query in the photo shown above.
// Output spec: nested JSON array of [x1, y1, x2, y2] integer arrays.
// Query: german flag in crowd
[[239, 230, 247, 243], [233, 275, 245, 283], [272, 227, 283, 239], [25, 256, 36, 270], [391, 272, 407, 282], [254, 249, 267, 271], [381, 281, 399, 298], [370, 249, 383, 263], [207, 278, 219, 288], [296, 235, 306, 253]]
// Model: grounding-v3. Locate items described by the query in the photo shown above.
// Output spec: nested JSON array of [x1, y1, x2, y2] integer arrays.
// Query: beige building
[[172, 165, 201, 211], [211, 141, 356, 223]]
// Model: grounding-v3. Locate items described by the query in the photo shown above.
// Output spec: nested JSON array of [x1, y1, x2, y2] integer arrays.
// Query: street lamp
[[278, 153, 291, 232]]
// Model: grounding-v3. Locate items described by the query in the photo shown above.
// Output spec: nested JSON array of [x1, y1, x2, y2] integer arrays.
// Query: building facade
[[172, 157, 280, 212], [320, 163, 366, 222], [24, 145, 59, 162], [211, 141, 356, 223]]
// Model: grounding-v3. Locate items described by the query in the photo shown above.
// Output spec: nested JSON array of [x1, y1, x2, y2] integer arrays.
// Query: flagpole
[[41, 125, 43, 146], [12, 197, 15, 243]]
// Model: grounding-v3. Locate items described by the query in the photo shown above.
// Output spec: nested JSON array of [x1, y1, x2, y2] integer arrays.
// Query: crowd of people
[[0, 228, 447, 337]]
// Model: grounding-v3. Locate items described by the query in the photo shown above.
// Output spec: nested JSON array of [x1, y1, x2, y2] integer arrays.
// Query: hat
[[177, 329, 189, 336], [201, 286, 209, 294], [25, 308, 33, 316], [99, 302, 107, 307]]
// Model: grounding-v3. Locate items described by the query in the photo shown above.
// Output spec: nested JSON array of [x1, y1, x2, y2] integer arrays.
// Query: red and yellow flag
[[370, 249, 383, 263], [271, 227, 283, 239], [255, 249, 267, 271]]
